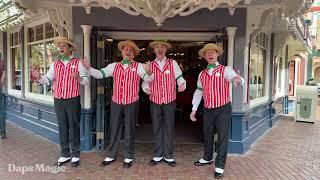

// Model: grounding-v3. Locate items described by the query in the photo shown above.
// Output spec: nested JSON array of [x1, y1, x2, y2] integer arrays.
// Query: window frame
[[24, 21, 58, 102], [7, 27, 22, 96], [274, 54, 285, 99], [249, 32, 271, 107]]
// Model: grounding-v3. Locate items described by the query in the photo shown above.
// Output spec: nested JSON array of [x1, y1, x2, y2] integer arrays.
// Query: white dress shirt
[[192, 62, 245, 111], [141, 57, 186, 93], [88, 61, 154, 82], [38, 56, 89, 85]]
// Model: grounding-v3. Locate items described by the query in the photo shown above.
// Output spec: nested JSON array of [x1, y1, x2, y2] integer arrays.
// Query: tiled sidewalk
[[1, 115, 320, 180]]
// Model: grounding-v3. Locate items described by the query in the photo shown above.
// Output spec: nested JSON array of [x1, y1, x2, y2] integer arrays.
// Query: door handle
[[97, 86, 105, 94]]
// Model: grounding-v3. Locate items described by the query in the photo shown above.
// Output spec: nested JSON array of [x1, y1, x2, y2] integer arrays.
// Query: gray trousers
[[54, 96, 81, 158], [150, 101, 176, 159], [0, 89, 5, 137], [202, 102, 231, 169], [106, 101, 138, 159]]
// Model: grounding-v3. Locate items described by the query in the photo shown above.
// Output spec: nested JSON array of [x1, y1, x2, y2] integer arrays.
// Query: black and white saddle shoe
[[123, 161, 133, 168], [100, 159, 116, 167], [53, 158, 70, 167], [71, 160, 80, 167], [214, 171, 224, 179], [148, 159, 162, 166], [164, 160, 176, 167], [194, 160, 213, 166]]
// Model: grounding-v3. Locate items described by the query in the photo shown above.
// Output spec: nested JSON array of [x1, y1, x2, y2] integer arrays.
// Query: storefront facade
[[1, 0, 313, 153]]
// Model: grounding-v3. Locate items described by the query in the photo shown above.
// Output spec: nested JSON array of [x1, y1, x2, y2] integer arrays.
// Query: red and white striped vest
[[112, 62, 140, 105], [200, 65, 230, 109], [149, 58, 176, 104], [53, 58, 80, 99]]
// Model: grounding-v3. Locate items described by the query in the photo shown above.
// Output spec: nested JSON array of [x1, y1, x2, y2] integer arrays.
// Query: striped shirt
[[38, 56, 89, 87], [200, 65, 230, 108], [149, 58, 177, 104], [192, 63, 244, 110], [112, 62, 140, 104], [88, 60, 154, 105], [53, 58, 80, 99]]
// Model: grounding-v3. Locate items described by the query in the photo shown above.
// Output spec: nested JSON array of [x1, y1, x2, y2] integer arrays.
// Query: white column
[[81, 25, 92, 109], [226, 27, 238, 101], [226, 27, 237, 68], [0, 31, 3, 57]]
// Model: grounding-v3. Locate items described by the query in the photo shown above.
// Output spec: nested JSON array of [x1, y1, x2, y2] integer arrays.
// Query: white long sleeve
[[137, 63, 154, 82], [172, 60, 186, 86], [88, 62, 116, 79], [78, 62, 89, 85], [224, 66, 245, 85], [141, 80, 150, 94], [191, 65, 245, 111], [88, 62, 154, 82], [38, 59, 89, 85], [38, 63, 54, 85], [191, 72, 203, 111], [38, 75, 50, 85]]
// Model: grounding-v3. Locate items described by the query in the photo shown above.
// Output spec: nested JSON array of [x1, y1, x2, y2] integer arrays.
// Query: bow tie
[[207, 64, 217, 70], [60, 55, 71, 62], [122, 59, 132, 65]]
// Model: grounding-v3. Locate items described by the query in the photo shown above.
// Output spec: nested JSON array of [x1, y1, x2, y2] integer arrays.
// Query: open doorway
[[90, 30, 228, 148]]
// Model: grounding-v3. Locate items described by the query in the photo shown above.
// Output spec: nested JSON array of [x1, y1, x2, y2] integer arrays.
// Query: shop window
[[9, 31, 21, 91], [249, 32, 268, 100], [11, 47, 21, 90], [45, 23, 54, 39], [35, 24, 44, 41], [28, 23, 58, 43], [10, 32, 20, 46], [28, 41, 59, 96], [28, 28, 34, 43], [27, 22, 59, 96]]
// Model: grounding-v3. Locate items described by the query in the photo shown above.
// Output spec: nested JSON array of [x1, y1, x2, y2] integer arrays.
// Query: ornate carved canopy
[[70, 0, 252, 26], [1, 0, 312, 32]]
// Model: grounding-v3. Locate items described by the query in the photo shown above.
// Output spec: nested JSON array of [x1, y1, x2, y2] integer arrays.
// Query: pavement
[[1, 109, 320, 179]]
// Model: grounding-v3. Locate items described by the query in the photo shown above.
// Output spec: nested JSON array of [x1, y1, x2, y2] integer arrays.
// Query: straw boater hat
[[54, 36, 77, 50], [118, 40, 140, 55], [149, 40, 172, 49], [198, 43, 224, 58]]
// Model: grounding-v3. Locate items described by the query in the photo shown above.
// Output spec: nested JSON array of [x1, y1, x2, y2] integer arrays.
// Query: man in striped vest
[[31, 36, 89, 168], [142, 40, 186, 167], [190, 43, 244, 178], [82, 40, 153, 168]]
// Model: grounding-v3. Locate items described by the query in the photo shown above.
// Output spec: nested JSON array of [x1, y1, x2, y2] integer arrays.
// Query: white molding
[[7, 32, 12, 89], [23, 15, 50, 28], [7, 89, 22, 97], [274, 92, 285, 100], [0, 31, 2, 56], [26, 37, 56, 46], [265, 33, 271, 99], [71, 0, 251, 26], [104, 31, 223, 41], [7, 26, 22, 35], [24, 26, 28, 95], [249, 96, 268, 108], [25, 92, 54, 104]]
